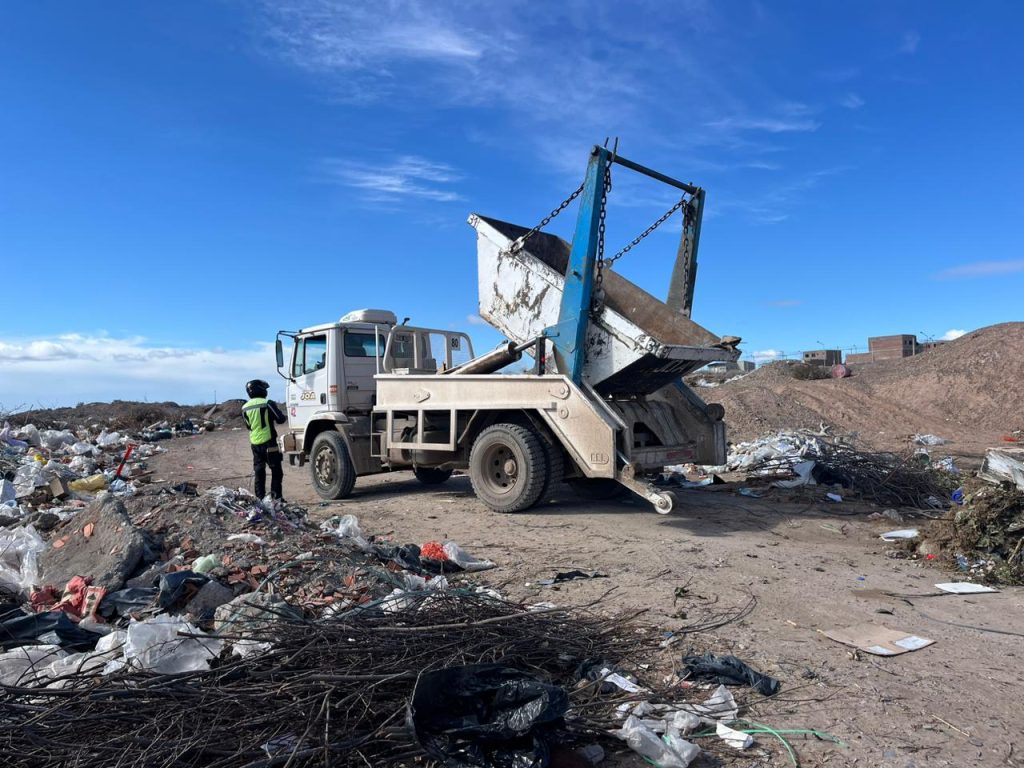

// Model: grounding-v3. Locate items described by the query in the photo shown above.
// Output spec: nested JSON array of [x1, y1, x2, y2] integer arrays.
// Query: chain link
[[508, 182, 585, 253], [593, 163, 613, 295], [605, 196, 688, 267]]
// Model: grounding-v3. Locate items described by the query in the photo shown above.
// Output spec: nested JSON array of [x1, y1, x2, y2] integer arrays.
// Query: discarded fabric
[[681, 653, 780, 696]]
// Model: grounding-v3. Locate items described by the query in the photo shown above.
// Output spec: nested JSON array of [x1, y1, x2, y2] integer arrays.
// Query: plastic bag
[[71, 441, 98, 456], [442, 541, 496, 572], [69, 473, 107, 492], [118, 616, 223, 674], [13, 463, 50, 498], [409, 664, 568, 768], [0, 644, 66, 686], [681, 653, 780, 696], [96, 431, 122, 449], [16, 424, 42, 448], [191, 554, 219, 574], [320, 514, 371, 551], [614, 715, 700, 768], [39, 430, 76, 451], [0, 525, 46, 596]]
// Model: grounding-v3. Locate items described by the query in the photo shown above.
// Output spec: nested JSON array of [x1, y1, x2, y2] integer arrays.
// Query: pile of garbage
[[1, 422, 162, 529], [931, 475, 1024, 585], [709, 430, 959, 509], [0, 483, 808, 767]]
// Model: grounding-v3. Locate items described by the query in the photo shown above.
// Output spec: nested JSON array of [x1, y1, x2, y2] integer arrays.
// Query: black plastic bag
[[1, 609, 102, 652], [408, 664, 568, 768], [99, 587, 159, 620], [157, 571, 208, 610], [681, 652, 780, 696]]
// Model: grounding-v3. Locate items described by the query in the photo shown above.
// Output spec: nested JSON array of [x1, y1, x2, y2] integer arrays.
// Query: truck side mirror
[[275, 339, 284, 369]]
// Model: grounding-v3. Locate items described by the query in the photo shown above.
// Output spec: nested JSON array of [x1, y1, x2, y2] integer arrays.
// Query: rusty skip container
[[470, 215, 739, 396]]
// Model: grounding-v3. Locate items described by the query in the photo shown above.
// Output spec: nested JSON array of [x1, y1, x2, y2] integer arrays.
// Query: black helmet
[[245, 379, 270, 398]]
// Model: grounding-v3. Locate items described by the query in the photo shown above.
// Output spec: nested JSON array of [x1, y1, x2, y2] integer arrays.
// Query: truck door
[[341, 328, 383, 412], [288, 333, 331, 431]]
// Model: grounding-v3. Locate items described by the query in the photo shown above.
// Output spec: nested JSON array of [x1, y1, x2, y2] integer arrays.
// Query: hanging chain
[[605, 195, 689, 267], [507, 182, 585, 253], [592, 163, 614, 297]]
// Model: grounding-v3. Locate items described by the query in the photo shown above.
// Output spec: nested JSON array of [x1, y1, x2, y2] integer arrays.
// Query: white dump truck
[[275, 146, 740, 513]]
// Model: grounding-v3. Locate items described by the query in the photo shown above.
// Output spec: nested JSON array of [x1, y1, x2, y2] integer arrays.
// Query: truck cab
[[276, 309, 474, 487]]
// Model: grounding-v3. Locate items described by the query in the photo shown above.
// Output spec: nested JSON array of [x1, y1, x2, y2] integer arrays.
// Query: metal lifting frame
[[545, 146, 706, 384]]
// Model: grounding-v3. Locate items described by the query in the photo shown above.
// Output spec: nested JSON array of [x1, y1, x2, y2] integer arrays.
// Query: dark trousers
[[252, 443, 283, 500]]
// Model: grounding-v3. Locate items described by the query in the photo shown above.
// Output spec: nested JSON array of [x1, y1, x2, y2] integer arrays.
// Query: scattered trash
[[934, 582, 998, 594], [615, 715, 700, 768], [716, 721, 754, 749], [913, 434, 949, 446], [737, 488, 762, 498], [880, 529, 919, 541], [537, 570, 607, 586], [680, 653, 780, 696], [826, 492, 843, 503], [822, 624, 934, 656]]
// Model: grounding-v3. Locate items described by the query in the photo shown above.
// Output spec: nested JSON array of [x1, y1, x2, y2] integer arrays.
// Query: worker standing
[[242, 379, 287, 501]]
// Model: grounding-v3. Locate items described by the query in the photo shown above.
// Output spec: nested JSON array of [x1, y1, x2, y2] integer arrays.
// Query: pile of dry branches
[[1, 591, 659, 768], [748, 440, 958, 509]]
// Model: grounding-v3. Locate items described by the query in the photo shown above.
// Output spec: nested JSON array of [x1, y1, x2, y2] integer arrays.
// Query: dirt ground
[[153, 430, 1024, 768]]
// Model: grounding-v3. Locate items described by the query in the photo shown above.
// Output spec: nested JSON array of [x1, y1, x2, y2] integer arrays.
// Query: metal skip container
[[469, 215, 740, 396]]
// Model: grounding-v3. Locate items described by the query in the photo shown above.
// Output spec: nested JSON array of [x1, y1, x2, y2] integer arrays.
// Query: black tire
[[414, 467, 453, 485], [566, 477, 628, 500], [310, 431, 356, 500], [469, 423, 548, 513], [537, 437, 566, 504]]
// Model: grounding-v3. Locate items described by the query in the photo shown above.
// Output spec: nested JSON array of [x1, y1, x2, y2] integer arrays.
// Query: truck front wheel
[[469, 423, 548, 513], [310, 431, 356, 500]]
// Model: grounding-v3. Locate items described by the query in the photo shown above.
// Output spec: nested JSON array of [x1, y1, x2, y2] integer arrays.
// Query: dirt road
[[155, 430, 1024, 767]]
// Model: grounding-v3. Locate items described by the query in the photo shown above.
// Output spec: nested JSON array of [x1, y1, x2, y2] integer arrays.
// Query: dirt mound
[[710, 323, 1024, 454], [7, 400, 247, 432]]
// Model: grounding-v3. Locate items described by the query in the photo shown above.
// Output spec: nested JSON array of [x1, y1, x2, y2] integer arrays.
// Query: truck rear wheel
[[414, 467, 453, 485], [310, 431, 356, 500], [469, 423, 547, 513]]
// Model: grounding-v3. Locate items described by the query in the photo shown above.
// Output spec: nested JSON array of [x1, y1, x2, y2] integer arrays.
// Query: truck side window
[[345, 333, 382, 358], [294, 335, 327, 375]]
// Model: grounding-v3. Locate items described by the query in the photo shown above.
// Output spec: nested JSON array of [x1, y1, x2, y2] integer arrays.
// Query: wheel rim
[[480, 443, 518, 496], [314, 445, 337, 487]]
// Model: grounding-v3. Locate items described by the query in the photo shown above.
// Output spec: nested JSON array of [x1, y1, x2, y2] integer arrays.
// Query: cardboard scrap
[[935, 582, 998, 594], [823, 624, 934, 656]]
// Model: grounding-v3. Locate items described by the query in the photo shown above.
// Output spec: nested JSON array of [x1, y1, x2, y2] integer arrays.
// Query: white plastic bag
[[96, 431, 122, 449], [0, 644, 66, 687], [615, 715, 700, 768], [320, 514, 371, 551], [442, 541, 496, 572], [16, 424, 42, 448], [13, 463, 50, 498], [0, 524, 46, 596], [39, 429, 76, 451], [119, 616, 223, 674]]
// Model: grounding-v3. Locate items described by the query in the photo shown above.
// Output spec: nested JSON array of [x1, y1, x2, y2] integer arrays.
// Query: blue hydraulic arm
[[545, 146, 702, 385]]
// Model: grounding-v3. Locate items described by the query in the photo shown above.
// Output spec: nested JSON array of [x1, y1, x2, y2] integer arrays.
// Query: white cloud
[[705, 115, 820, 134], [465, 314, 488, 326], [941, 329, 966, 341], [752, 348, 783, 361], [321, 155, 463, 203], [0, 334, 276, 409], [900, 30, 921, 54], [933, 259, 1024, 280], [840, 92, 865, 110]]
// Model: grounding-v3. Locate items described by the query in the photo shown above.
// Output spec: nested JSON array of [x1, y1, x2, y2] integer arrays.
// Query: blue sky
[[2, 1, 1022, 407]]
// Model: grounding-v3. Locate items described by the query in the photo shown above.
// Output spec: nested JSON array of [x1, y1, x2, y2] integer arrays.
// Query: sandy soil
[[153, 430, 1024, 768]]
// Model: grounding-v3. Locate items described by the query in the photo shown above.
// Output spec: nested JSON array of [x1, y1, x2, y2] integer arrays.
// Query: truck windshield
[[344, 333, 383, 358]]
